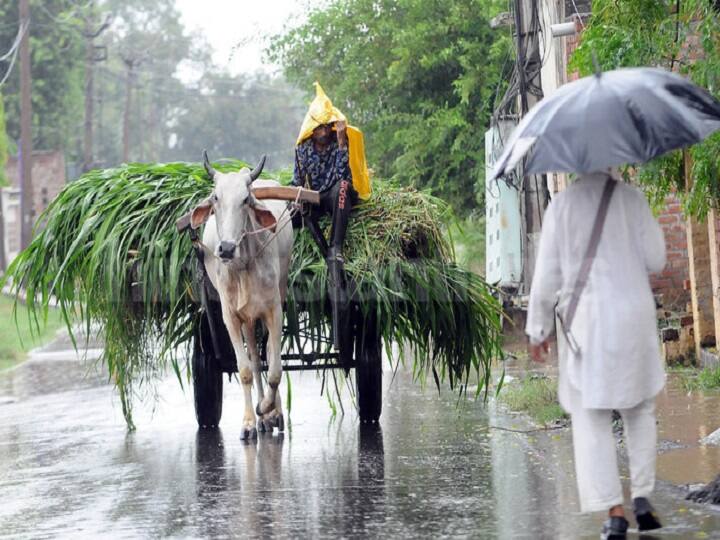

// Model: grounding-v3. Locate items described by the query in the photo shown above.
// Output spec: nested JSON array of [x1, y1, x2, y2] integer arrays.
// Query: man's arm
[[526, 200, 562, 361], [333, 121, 352, 184]]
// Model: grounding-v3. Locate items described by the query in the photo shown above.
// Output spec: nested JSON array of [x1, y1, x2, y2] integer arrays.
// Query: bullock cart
[[176, 185, 383, 427], [4, 160, 503, 431]]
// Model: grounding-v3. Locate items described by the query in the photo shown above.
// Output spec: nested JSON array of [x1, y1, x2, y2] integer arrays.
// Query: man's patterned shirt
[[292, 138, 352, 193]]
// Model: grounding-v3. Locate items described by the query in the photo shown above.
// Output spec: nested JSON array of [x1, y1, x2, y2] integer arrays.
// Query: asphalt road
[[0, 344, 719, 539]]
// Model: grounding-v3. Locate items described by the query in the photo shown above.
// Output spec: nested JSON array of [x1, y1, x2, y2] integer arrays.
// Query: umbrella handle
[[591, 50, 602, 78]]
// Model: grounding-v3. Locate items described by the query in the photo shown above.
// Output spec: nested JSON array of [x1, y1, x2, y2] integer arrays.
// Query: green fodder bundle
[[3, 161, 503, 428]]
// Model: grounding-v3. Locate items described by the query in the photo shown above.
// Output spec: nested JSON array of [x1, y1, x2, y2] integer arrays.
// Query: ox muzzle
[[218, 241, 236, 261]]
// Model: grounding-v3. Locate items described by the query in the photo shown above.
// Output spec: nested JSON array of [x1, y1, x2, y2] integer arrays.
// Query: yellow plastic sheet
[[296, 82, 371, 200]]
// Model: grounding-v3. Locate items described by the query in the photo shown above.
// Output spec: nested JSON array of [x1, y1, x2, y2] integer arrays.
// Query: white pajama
[[567, 384, 657, 513]]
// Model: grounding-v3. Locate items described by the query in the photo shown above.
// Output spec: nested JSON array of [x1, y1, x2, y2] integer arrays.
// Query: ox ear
[[252, 204, 277, 233], [190, 198, 214, 229]]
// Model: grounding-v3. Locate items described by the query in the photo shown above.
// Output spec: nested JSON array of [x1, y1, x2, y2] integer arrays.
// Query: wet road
[[1, 344, 719, 539]]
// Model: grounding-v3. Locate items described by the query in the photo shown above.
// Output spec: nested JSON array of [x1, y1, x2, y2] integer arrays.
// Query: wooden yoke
[[252, 186, 320, 205], [176, 186, 320, 233]]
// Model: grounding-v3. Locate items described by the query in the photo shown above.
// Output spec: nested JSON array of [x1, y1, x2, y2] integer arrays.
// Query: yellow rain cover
[[296, 82, 371, 200]]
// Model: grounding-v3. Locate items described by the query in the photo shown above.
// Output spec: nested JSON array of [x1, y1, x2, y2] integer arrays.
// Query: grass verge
[[0, 294, 64, 371], [500, 374, 569, 427], [674, 364, 720, 392]]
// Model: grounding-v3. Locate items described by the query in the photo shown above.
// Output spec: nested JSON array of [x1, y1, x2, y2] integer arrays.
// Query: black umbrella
[[490, 67, 720, 181]]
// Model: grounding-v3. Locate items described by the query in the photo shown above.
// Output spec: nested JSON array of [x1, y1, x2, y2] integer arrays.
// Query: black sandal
[[601, 516, 628, 539], [633, 497, 662, 531]]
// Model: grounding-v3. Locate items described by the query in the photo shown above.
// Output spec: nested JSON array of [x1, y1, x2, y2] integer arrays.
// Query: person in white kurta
[[526, 173, 667, 532]]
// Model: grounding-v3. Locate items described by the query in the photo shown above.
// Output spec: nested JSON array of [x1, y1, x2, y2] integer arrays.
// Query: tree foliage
[[570, 0, 720, 217], [163, 74, 305, 169], [0, 0, 85, 158], [269, 0, 511, 213], [0, 1, 304, 171]]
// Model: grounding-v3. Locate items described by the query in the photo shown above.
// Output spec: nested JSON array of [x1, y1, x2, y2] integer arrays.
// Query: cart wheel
[[356, 310, 382, 423], [193, 315, 223, 428]]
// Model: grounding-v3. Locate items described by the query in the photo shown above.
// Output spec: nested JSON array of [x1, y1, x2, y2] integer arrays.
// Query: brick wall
[[564, 15, 585, 83], [650, 194, 690, 312]]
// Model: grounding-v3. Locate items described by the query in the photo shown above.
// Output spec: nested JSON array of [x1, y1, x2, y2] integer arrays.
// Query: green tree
[[92, 0, 196, 165], [269, 0, 510, 213], [0, 1, 85, 159], [164, 73, 305, 168], [570, 0, 720, 217]]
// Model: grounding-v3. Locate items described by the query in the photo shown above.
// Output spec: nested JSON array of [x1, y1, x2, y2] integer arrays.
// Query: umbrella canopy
[[490, 67, 720, 181]]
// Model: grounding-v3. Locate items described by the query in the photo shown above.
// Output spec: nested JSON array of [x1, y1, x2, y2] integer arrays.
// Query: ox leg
[[256, 301, 284, 430], [222, 310, 257, 440], [242, 322, 265, 402]]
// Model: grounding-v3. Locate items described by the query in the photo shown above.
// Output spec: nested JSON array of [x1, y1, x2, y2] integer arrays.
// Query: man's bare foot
[[609, 504, 625, 518]]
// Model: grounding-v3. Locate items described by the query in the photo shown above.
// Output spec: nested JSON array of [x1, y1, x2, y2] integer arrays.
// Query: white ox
[[190, 153, 293, 440]]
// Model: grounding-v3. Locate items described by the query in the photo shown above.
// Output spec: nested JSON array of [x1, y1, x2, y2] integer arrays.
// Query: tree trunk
[[82, 16, 95, 172], [137, 87, 144, 162]]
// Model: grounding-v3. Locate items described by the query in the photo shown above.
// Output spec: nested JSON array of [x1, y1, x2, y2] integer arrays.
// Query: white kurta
[[526, 173, 667, 410]]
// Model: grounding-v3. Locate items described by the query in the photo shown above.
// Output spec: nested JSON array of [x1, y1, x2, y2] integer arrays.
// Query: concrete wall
[[6, 150, 66, 223], [1, 187, 21, 265], [3, 150, 66, 267]]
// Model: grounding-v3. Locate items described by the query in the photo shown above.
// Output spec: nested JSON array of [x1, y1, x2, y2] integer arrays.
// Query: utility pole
[[122, 56, 140, 163], [515, 0, 549, 293], [19, 0, 33, 250], [82, 4, 110, 172], [0, 189, 6, 272]]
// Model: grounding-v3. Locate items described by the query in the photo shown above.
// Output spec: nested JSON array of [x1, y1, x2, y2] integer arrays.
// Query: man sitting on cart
[[291, 82, 371, 266]]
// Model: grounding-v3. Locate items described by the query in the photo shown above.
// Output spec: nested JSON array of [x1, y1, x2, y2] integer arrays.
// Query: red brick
[[667, 238, 687, 250], [659, 215, 678, 225], [652, 278, 672, 290]]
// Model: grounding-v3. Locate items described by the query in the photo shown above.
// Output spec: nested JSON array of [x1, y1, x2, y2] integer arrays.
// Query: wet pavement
[[0, 340, 719, 539]]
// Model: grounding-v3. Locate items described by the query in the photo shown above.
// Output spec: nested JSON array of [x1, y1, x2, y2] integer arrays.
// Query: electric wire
[[569, 0, 586, 29], [0, 20, 27, 62], [0, 21, 28, 87]]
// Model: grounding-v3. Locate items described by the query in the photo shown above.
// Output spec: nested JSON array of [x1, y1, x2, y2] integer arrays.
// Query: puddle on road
[[0, 357, 106, 400], [1, 352, 720, 538], [656, 375, 720, 485]]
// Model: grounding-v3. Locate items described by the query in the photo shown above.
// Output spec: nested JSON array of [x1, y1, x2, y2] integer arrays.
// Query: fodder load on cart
[[3, 160, 503, 426]]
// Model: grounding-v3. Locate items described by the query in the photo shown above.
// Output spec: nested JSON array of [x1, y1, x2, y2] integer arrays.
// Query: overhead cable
[[0, 21, 29, 87]]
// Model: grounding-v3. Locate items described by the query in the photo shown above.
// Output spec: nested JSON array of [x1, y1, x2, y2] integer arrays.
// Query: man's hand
[[335, 120, 348, 148], [529, 339, 550, 363]]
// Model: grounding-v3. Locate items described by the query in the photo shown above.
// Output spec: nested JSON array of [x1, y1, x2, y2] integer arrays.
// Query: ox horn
[[249, 155, 266, 182], [202, 150, 216, 180]]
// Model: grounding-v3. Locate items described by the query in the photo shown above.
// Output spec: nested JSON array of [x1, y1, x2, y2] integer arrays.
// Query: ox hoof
[[240, 427, 257, 441], [256, 413, 285, 433], [256, 401, 274, 416]]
